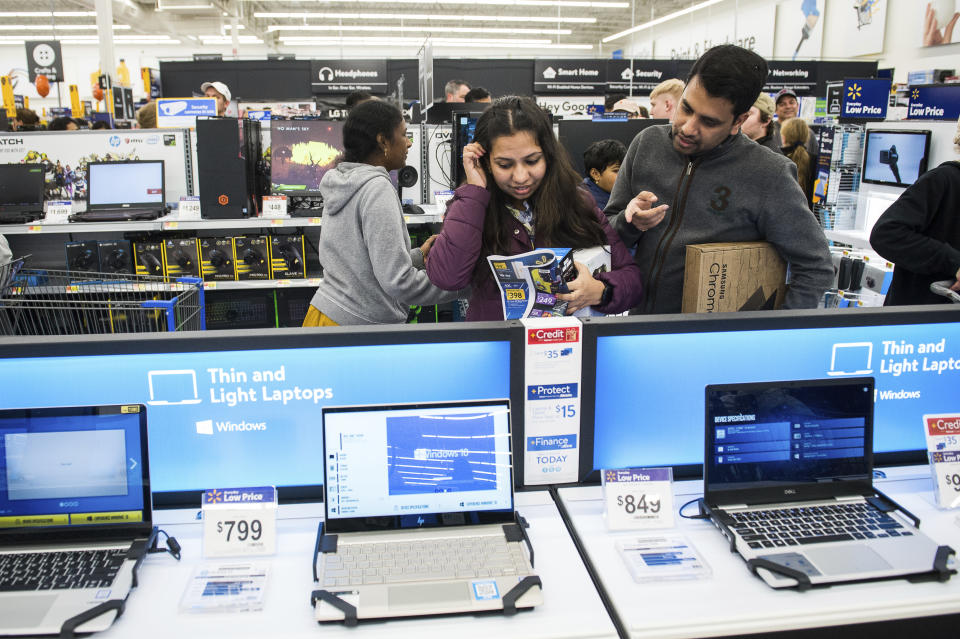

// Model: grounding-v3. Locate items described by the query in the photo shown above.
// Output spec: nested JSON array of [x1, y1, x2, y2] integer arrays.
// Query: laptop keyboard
[[728, 502, 909, 549], [0, 548, 127, 591], [320, 535, 529, 587]]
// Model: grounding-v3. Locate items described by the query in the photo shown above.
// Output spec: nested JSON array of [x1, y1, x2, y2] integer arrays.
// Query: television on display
[[270, 120, 344, 196], [450, 110, 483, 189], [861, 129, 931, 188], [558, 118, 667, 177]]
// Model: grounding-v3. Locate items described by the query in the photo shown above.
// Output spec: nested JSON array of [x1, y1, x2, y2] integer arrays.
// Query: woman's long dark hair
[[471, 96, 607, 281]]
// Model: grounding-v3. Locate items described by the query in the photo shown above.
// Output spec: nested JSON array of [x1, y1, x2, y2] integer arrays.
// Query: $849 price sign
[[616, 493, 661, 515], [936, 459, 960, 509], [603, 468, 675, 531]]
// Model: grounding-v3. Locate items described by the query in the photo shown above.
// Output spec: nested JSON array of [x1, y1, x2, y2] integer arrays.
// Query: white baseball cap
[[200, 81, 231, 102]]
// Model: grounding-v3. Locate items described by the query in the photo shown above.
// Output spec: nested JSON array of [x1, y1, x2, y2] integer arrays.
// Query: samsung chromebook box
[[701, 378, 954, 589], [314, 399, 542, 623], [0, 404, 153, 635]]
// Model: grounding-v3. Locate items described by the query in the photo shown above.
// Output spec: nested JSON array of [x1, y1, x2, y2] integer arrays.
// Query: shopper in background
[[463, 87, 492, 103], [780, 117, 814, 206], [136, 101, 157, 129], [15, 107, 40, 131], [201, 81, 231, 117], [741, 93, 780, 153], [604, 93, 627, 111], [582, 139, 627, 211], [90, 120, 111, 130], [606, 44, 833, 314], [869, 161, 960, 305], [611, 98, 643, 119], [303, 100, 458, 326], [48, 117, 78, 131], [444, 79, 471, 103], [345, 91, 376, 109], [426, 96, 642, 321], [773, 88, 817, 157], [648, 78, 684, 120]]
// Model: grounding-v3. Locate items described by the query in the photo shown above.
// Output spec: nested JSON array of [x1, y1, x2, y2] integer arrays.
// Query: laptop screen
[[704, 379, 874, 499], [323, 400, 514, 531], [87, 161, 164, 208], [0, 164, 45, 211], [0, 404, 151, 538]]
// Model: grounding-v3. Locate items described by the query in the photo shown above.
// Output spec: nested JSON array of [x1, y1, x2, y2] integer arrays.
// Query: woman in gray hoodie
[[303, 101, 458, 326]]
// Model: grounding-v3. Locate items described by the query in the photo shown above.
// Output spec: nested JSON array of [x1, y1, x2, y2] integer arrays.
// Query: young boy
[[582, 139, 627, 211]]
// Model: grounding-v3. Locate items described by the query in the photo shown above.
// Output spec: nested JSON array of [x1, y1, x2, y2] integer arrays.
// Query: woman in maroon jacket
[[426, 96, 643, 321]]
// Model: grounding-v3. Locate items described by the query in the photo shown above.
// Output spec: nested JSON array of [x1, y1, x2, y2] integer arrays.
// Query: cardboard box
[[134, 241, 165, 277], [65, 240, 100, 273], [98, 240, 134, 274], [682, 242, 787, 313], [233, 235, 270, 280], [163, 238, 201, 278], [269, 234, 306, 280], [199, 237, 236, 282]]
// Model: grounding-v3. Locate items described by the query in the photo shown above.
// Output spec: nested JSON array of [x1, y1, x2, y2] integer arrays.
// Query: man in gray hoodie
[[606, 45, 833, 314]]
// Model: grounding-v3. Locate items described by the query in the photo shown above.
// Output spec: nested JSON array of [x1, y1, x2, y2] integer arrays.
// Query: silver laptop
[[702, 378, 954, 589], [314, 399, 542, 622], [0, 404, 153, 635]]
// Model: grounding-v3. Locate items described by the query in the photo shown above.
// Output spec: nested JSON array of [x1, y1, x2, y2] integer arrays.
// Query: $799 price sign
[[202, 487, 277, 557]]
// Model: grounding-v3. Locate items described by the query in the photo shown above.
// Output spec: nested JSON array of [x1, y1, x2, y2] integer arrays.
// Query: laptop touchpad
[[388, 582, 470, 609], [806, 545, 892, 575], [0, 595, 56, 628]]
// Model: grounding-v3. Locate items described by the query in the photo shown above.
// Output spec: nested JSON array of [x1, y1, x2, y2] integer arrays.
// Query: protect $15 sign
[[521, 318, 582, 485]]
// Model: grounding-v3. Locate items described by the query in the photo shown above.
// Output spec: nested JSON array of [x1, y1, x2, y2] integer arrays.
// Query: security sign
[[25, 40, 64, 83]]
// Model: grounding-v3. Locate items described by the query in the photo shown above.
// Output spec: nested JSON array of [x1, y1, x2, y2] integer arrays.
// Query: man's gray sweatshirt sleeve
[[604, 134, 644, 250], [758, 162, 834, 309]]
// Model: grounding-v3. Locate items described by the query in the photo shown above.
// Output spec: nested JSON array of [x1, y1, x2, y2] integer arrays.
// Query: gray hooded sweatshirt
[[309, 162, 458, 325]]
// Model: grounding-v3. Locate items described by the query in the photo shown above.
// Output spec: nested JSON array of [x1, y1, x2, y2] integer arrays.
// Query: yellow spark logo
[[205, 488, 223, 503], [847, 83, 862, 100], [912, 89, 920, 100]]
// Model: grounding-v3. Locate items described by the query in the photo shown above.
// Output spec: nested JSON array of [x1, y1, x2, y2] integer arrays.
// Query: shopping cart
[[930, 280, 960, 304], [0, 257, 206, 336]]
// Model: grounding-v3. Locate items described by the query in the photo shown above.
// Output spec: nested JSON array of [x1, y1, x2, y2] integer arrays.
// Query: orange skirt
[[301, 306, 339, 327]]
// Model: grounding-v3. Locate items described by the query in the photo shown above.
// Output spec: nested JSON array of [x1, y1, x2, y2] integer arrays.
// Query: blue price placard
[[841, 78, 890, 120], [908, 84, 960, 121]]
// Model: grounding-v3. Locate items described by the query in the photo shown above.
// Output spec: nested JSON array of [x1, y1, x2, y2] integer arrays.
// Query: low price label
[[202, 486, 277, 557], [262, 195, 288, 219], [178, 196, 201, 220], [603, 467, 674, 531], [45, 200, 72, 224], [931, 451, 960, 510]]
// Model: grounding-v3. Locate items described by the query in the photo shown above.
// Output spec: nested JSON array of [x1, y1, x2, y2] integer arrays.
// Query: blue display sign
[[907, 84, 960, 121], [246, 110, 271, 121], [841, 78, 890, 120]]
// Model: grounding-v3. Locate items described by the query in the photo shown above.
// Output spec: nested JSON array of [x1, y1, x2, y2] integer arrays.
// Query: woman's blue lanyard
[[506, 201, 535, 246]]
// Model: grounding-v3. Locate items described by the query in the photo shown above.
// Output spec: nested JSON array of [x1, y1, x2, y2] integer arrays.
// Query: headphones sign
[[25, 40, 63, 83], [311, 59, 387, 95]]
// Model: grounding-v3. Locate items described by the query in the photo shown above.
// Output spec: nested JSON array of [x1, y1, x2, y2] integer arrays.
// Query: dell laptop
[[701, 378, 953, 589], [0, 404, 154, 635], [315, 399, 542, 622], [0, 164, 45, 224], [73, 160, 166, 221]]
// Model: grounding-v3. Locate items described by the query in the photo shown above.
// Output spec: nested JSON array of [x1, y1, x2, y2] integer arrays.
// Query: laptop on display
[[73, 161, 166, 221], [315, 399, 542, 622], [0, 404, 153, 635], [701, 378, 953, 589], [0, 164, 45, 224]]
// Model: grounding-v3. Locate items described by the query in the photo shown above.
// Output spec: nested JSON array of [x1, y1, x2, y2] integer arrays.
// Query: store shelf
[[202, 277, 321, 290], [825, 229, 871, 250]]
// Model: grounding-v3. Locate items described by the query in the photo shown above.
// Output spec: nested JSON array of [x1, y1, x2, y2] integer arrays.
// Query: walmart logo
[[605, 470, 617, 483], [912, 88, 920, 100], [205, 488, 223, 504], [847, 83, 862, 100]]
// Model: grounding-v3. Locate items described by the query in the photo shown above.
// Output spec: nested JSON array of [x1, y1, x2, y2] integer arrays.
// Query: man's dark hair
[[604, 93, 627, 111], [16, 107, 39, 127], [91, 120, 111, 130], [345, 91, 374, 109], [342, 99, 403, 163], [48, 116, 76, 131], [686, 44, 768, 118], [463, 87, 490, 102], [583, 139, 627, 175]]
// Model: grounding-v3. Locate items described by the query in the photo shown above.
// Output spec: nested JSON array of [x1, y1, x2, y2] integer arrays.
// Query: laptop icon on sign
[[827, 342, 873, 376], [147, 370, 202, 405]]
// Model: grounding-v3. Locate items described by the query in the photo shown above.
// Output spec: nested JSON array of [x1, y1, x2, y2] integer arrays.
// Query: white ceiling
[[0, 0, 704, 55]]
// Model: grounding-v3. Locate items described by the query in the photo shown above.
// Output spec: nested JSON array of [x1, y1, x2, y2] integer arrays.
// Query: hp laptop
[[314, 399, 542, 623], [0, 164, 45, 224], [0, 404, 154, 635], [73, 161, 165, 221], [701, 378, 954, 589]]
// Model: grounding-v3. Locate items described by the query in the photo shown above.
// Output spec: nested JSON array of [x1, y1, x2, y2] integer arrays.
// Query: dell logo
[[784, 489, 797, 495]]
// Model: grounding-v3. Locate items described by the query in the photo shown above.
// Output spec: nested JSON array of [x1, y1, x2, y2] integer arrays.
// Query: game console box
[[682, 242, 787, 313], [163, 238, 201, 278], [199, 237, 236, 282], [134, 241, 166, 277], [234, 235, 270, 280], [98, 240, 134, 274], [65, 240, 101, 273], [269, 235, 306, 279]]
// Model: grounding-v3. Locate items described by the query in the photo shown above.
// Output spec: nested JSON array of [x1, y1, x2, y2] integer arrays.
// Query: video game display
[[270, 121, 344, 195]]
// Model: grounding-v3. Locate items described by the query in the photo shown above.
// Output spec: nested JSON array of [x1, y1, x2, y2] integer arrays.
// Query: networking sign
[[311, 60, 387, 95]]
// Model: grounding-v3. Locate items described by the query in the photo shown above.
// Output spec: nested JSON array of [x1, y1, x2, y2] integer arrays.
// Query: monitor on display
[[0, 164, 45, 212], [87, 161, 165, 208], [0, 325, 522, 506], [558, 119, 666, 177], [861, 129, 931, 188], [270, 120, 344, 196], [582, 308, 960, 479]]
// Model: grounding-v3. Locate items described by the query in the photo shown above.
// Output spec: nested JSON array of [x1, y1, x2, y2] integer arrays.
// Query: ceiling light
[[253, 0, 623, 6], [280, 38, 592, 49], [268, 25, 572, 35], [279, 35, 552, 44], [0, 24, 131, 31], [0, 12, 97, 17], [603, 0, 724, 43], [254, 12, 595, 24]]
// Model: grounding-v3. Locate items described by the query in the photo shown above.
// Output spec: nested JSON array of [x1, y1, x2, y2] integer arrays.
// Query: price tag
[[602, 467, 674, 531], [163, 221, 180, 230], [45, 200, 72, 224], [923, 413, 960, 509], [262, 195, 288, 219], [308, 217, 322, 225], [27, 225, 43, 233], [434, 190, 454, 208], [178, 196, 202, 220], [202, 486, 277, 557]]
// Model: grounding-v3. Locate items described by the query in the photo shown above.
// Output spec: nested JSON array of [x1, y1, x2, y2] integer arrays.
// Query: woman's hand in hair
[[462, 142, 488, 189], [558, 262, 605, 314]]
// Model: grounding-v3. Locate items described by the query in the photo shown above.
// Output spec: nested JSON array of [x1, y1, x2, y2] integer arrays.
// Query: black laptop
[[72, 160, 166, 222], [701, 378, 954, 589], [0, 404, 154, 635], [0, 164, 45, 224]]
